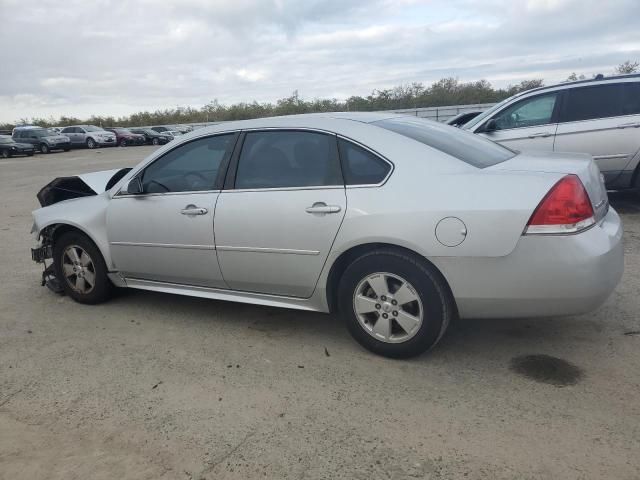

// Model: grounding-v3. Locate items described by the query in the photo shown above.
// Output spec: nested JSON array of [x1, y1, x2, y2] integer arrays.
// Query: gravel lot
[[1, 146, 639, 480]]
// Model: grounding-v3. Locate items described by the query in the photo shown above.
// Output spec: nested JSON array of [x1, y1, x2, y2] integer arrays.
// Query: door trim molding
[[216, 245, 320, 256], [110, 241, 215, 250]]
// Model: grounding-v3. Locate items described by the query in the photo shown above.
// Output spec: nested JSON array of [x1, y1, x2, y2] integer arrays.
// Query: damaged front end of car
[[31, 167, 131, 294]]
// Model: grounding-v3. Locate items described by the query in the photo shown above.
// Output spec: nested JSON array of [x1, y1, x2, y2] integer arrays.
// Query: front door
[[214, 130, 346, 298], [107, 133, 238, 287], [479, 92, 560, 152]]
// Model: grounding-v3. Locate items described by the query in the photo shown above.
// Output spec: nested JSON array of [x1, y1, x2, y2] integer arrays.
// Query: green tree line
[[2, 60, 637, 130]]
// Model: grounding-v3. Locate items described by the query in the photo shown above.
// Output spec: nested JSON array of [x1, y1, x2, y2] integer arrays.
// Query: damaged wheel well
[[40, 224, 89, 248]]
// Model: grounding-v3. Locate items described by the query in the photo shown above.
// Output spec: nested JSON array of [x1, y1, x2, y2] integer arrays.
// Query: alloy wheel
[[353, 272, 423, 343], [62, 245, 96, 294]]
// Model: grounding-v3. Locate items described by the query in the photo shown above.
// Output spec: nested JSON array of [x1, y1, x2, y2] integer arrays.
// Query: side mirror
[[126, 176, 143, 195], [483, 119, 498, 133]]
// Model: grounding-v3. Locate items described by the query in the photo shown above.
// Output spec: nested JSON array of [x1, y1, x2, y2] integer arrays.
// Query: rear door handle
[[305, 202, 342, 214], [617, 122, 640, 129], [181, 205, 208, 216], [528, 132, 552, 138]]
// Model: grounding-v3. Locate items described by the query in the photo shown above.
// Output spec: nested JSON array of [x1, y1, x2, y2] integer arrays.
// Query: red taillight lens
[[525, 175, 595, 235]]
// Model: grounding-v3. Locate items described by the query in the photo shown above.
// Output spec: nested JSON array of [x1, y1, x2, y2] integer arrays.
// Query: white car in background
[[60, 125, 117, 149]]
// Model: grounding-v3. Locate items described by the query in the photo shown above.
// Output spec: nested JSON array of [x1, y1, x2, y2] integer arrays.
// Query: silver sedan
[[30, 113, 624, 358]]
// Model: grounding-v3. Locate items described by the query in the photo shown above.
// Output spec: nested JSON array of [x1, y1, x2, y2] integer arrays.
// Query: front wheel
[[338, 249, 453, 358], [1, 149, 10, 158], [86, 138, 96, 149], [53, 232, 113, 304], [40, 143, 50, 154], [119, 138, 127, 147], [152, 137, 159, 145]]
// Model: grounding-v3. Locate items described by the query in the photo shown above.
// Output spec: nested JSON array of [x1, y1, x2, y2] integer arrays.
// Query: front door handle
[[528, 132, 552, 138], [305, 202, 342, 215], [181, 205, 208, 216], [617, 122, 640, 129]]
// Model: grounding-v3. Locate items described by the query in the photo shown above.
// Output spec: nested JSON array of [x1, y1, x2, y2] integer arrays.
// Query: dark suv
[[129, 128, 172, 145], [12, 127, 71, 154]]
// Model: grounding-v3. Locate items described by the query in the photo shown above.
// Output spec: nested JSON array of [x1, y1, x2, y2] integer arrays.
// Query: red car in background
[[104, 128, 146, 147]]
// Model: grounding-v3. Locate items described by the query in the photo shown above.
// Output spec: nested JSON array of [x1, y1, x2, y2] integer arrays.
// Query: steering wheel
[[147, 179, 170, 192], [184, 171, 210, 190]]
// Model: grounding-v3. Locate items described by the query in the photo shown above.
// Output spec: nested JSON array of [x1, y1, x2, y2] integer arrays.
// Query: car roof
[[510, 73, 640, 100]]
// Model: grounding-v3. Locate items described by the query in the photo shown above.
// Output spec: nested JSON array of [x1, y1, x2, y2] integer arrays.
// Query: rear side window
[[235, 131, 342, 189], [338, 139, 391, 185], [142, 134, 235, 193], [374, 117, 515, 168], [559, 84, 628, 122]]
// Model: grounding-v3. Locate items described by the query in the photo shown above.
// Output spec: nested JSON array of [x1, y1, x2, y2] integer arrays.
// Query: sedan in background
[[30, 113, 623, 358], [151, 126, 183, 137], [129, 128, 172, 145], [0, 135, 35, 158], [104, 128, 146, 147]]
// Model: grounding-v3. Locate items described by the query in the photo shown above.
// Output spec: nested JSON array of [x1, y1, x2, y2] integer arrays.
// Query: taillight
[[524, 174, 595, 235]]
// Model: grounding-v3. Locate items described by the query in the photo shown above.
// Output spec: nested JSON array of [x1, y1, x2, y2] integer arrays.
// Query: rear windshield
[[373, 116, 515, 168]]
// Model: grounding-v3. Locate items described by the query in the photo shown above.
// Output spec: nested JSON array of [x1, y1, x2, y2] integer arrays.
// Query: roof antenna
[[594, 73, 604, 80]]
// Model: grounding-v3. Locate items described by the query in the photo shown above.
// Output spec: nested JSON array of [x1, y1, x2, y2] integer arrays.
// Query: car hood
[[37, 168, 132, 207]]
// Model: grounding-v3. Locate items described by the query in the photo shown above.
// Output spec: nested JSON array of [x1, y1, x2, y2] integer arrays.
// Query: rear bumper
[[438, 207, 624, 319]]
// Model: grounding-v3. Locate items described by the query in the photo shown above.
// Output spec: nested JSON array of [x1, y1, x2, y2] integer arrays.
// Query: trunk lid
[[489, 151, 609, 221]]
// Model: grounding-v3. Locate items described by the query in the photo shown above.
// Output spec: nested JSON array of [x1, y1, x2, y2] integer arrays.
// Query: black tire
[[53, 231, 113, 304], [338, 249, 453, 358], [1, 149, 9, 158], [119, 138, 127, 147], [152, 137, 159, 145], [86, 138, 96, 149], [27, 152, 34, 156], [63, 148, 70, 152], [40, 143, 50, 154]]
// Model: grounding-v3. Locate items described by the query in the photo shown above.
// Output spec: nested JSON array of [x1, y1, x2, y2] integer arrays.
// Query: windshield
[[84, 126, 103, 132], [29, 128, 55, 137], [373, 116, 515, 168], [0, 137, 13, 144], [462, 97, 514, 130]]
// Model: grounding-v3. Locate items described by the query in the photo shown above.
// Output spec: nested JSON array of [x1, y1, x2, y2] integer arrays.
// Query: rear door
[[214, 130, 346, 298], [479, 92, 560, 152], [554, 82, 640, 185]]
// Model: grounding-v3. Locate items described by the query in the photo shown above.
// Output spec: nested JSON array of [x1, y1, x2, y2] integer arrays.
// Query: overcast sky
[[0, 0, 639, 123]]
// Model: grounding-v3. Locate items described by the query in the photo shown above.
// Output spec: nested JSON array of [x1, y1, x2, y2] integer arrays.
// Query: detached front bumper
[[437, 207, 624, 319]]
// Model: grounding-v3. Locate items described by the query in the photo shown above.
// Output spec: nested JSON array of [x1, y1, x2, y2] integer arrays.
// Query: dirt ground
[[1, 146, 639, 480]]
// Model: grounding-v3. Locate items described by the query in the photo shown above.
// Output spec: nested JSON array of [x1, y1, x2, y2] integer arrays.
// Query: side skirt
[[117, 276, 326, 313]]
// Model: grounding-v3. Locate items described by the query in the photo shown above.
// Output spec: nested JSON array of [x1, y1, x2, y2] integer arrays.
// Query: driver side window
[[142, 134, 235, 193], [492, 93, 558, 131]]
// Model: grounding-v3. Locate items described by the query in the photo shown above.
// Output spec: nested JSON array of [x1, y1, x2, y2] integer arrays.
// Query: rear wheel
[[338, 249, 453, 358], [53, 232, 112, 304], [63, 148, 70, 152], [86, 138, 96, 149], [119, 138, 127, 147], [1, 149, 9, 158], [40, 143, 49, 154]]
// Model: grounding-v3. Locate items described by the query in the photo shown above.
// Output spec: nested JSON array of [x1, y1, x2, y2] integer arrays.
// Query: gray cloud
[[0, 0, 638, 122]]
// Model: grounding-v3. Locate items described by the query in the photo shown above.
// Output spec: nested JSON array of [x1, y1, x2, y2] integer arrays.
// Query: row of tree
[[2, 61, 637, 130]]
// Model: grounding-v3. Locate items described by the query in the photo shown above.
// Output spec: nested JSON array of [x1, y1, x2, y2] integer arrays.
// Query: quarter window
[[492, 93, 558, 130], [234, 131, 342, 189], [559, 83, 635, 123], [141, 134, 235, 193], [338, 139, 391, 185]]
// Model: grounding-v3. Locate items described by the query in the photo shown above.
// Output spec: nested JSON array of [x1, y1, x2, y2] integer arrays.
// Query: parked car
[[12, 127, 71, 153], [0, 135, 35, 158], [49, 127, 64, 134], [151, 126, 183, 137], [462, 73, 640, 190], [446, 110, 483, 127], [104, 128, 146, 147], [173, 124, 193, 134], [128, 128, 172, 145], [30, 113, 623, 358], [60, 125, 116, 149]]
